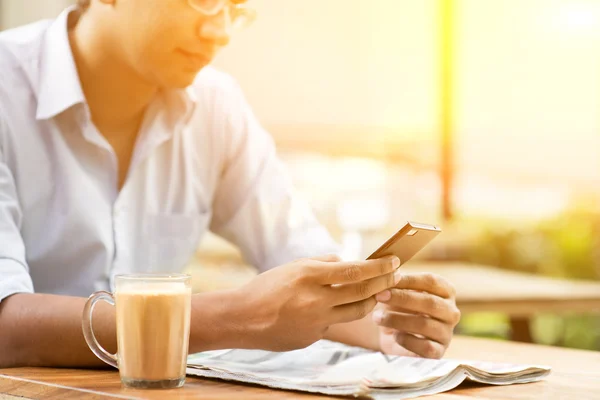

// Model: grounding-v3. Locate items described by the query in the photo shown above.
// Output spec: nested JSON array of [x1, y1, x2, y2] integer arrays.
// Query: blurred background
[[2, 0, 600, 350]]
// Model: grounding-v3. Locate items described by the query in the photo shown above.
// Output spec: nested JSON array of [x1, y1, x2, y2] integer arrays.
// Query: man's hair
[[77, 0, 91, 10]]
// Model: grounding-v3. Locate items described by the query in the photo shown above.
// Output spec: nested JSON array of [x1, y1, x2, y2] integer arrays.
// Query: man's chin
[[163, 68, 206, 89]]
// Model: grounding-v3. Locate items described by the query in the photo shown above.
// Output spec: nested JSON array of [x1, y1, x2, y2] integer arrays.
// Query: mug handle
[[82, 291, 118, 369]]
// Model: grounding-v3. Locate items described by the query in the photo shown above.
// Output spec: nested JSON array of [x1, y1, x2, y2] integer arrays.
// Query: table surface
[[405, 262, 600, 316], [1, 336, 599, 400]]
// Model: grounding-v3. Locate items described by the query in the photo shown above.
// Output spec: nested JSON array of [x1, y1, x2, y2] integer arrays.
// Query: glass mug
[[82, 274, 192, 389]]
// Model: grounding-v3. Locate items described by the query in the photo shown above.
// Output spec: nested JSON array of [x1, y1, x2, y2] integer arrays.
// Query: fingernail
[[394, 269, 402, 285], [372, 309, 384, 324], [376, 290, 391, 302], [391, 256, 401, 270]]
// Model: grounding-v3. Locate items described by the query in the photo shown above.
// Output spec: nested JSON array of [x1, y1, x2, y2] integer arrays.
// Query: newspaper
[[186, 340, 551, 399]]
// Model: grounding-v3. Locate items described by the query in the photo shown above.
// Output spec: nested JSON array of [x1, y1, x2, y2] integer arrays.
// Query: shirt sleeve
[[0, 111, 34, 302], [209, 78, 341, 272]]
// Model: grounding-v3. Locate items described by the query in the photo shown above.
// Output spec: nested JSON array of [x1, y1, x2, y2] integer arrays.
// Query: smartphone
[[366, 221, 441, 263]]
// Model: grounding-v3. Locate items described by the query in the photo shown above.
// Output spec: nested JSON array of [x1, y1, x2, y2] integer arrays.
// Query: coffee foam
[[116, 281, 190, 295]]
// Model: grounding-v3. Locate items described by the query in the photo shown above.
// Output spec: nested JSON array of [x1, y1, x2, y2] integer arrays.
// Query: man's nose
[[198, 10, 231, 47]]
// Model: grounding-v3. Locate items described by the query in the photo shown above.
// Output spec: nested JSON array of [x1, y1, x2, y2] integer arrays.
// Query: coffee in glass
[[82, 274, 192, 388]]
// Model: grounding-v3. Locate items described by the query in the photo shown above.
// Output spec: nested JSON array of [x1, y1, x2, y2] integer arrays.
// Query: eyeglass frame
[[187, 0, 256, 29]]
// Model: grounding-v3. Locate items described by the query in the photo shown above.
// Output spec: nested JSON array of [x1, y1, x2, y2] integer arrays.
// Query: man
[[0, 0, 460, 368]]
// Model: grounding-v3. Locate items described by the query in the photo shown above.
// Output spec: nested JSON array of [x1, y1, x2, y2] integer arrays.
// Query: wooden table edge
[[0, 372, 136, 400], [458, 298, 600, 316]]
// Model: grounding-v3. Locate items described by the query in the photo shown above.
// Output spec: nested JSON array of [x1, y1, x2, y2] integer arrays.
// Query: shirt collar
[[173, 86, 198, 126], [183, 86, 198, 122], [154, 86, 198, 134], [36, 6, 86, 120]]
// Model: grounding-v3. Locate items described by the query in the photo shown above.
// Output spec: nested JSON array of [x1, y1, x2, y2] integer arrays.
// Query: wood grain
[[1, 336, 599, 399], [0, 394, 30, 400], [0, 368, 334, 399]]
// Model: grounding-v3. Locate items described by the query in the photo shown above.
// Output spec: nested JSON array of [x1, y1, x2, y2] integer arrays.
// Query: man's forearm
[[0, 293, 114, 368], [324, 312, 381, 351], [0, 290, 244, 368]]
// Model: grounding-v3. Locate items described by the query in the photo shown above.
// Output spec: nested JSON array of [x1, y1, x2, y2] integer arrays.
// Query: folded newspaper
[[187, 340, 551, 399]]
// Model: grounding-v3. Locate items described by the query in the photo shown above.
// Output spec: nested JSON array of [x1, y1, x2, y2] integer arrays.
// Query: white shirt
[[0, 7, 338, 301]]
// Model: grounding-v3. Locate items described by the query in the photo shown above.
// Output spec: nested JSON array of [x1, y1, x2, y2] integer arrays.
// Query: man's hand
[[373, 272, 461, 359], [233, 254, 401, 351]]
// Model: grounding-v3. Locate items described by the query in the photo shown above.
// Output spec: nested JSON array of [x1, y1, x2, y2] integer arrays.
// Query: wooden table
[[405, 262, 600, 342], [1, 336, 599, 399]]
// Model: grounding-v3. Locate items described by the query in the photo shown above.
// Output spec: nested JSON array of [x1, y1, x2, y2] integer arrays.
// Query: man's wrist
[[189, 288, 249, 353], [190, 290, 241, 353]]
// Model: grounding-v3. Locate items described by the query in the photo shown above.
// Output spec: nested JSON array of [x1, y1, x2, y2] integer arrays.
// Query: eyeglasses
[[188, 0, 256, 30]]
